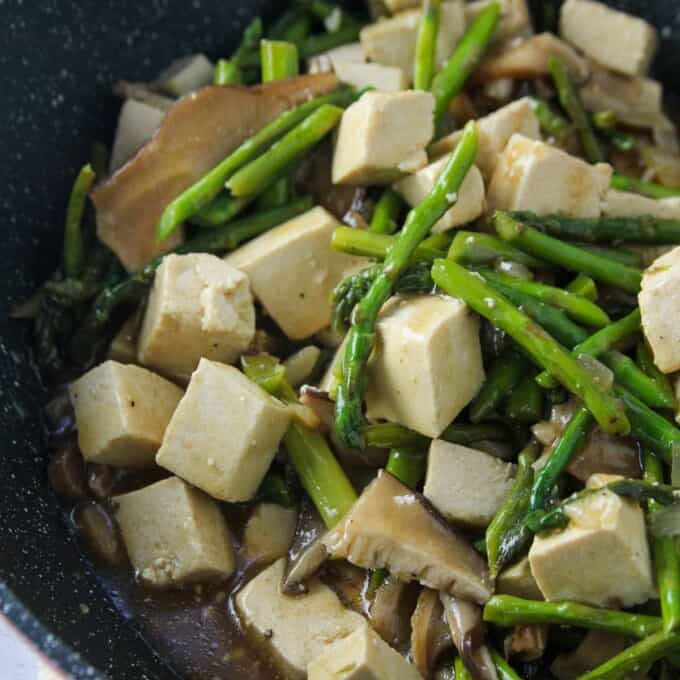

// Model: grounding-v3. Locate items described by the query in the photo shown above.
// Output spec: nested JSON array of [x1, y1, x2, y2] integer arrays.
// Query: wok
[[0, 1, 678, 678]]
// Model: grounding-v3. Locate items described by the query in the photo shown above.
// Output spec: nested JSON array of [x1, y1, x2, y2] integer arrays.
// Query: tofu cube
[[333, 91, 434, 186], [236, 558, 365, 679], [430, 97, 542, 180], [424, 440, 516, 527], [308, 42, 366, 75], [138, 253, 255, 383], [334, 61, 408, 92], [394, 163, 485, 232], [114, 476, 235, 587], [603, 190, 680, 221], [497, 557, 544, 601], [243, 503, 298, 565], [560, 0, 657, 77], [225, 207, 368, 339], [307, 624, 422, 680], [639, 246, 680, 374], [366, 295, 484, 438], [487, 134, 612, 217], [360, 2, 466, 80], [69, 360, 183, 468], [465, 0, 533, 43], [109, 99, 166, 172], [156, 359, 291, 502], [157, 54, 215, 96], [528, 474, 655, 607]]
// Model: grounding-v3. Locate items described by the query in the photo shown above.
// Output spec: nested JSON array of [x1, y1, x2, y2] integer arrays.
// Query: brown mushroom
[[92, 73, 339, 272], [551, 631, 626, 680], [322, 471, 494, 603], [566, 428, 641, 482], [320, 560, 368, 614], [73, 501, 125, 565], [509, 624, 549, 662], [410, 589, 453, 678], [48, 438, 87, 500], [369, 575, 420, 653]]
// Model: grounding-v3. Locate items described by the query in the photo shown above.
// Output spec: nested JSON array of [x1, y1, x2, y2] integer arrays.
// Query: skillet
[[1, 1, 679, 678]]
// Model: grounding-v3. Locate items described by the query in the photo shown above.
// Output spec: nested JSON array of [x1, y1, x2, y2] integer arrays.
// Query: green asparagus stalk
[[332, 226, 448, 261], [637, 340, 676, 410], [470, 351, 528, 423], [257, 470, 297, 507], [454, 656, 473, 680], [242, 354, 357, 528], [592, 111, 616, 129], [567, 273, 598, 302], [580, 630, 680, 680], [479, 269, 610, 327], [529, 406, 593, 511], [510, 210, 680, 245], [483, 595, 663, 639], [231, 17, 265, 68], [548, 56, 604, 163], [576, 243, 642, 268], [64, 164, 96, 279], [448, 231, 551, 270], [156, 87, 352, 240], [528, 97, 569, 141], [260, 40, 299, 81], [491, 651, 522, 680], [485, 440, 540, 577], [502, 373, 545, 424], [644, 450, 680, 633], [612, 173, 680, 200], [369, 189, 404, 235], [431, 259, 631, 435], [385, 448, 427, 489], [190, 195, 251, 228], [213, 59, 242, 85], [494, 212, 642, 294], [601, 126, 637, 153], [414, 0, 442, 91], [431, 2, 500, 131], [297, 18, 362, 60], [335, 121, 479, 449]]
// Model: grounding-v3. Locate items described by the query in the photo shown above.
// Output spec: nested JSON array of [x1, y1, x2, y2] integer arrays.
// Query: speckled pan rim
[[0, 581, 105, 680]]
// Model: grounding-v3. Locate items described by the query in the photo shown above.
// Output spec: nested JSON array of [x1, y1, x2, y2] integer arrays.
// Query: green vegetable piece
[[470, 351, 527, 423], [414, 0, 442, 91], [385, 447, 427, 490], [369, 188, 404, 235], [612, 173, 680, 200], [448, 231, 552, 270], [637, 340, 676, 411], [528, 97, 569, 141], [332, 226, 447, 262], [64, 164, 96, 279], [213, 59, 242, 85], [260, 40, 299, 81], [567, 273, 598, 302], [491, 650, 522, 680], [257, 470, 297, 507], [502, 373, 545, 425]]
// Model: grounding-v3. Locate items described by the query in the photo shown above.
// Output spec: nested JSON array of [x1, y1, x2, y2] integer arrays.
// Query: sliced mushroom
[[410, 589, 453, 678], [566, 428, 641, 483], [73, 501, 125, 565], [323, 471, 494, 603], [48, 438, 87, 500], [474, 34, 590, 85], [440, 594, 498, 680], [320, 560, 368, 614], [92, 73, 338, 272], [551, 631, 626, 680], [509, 624, 549, 662], [369, 574, 420, 653]]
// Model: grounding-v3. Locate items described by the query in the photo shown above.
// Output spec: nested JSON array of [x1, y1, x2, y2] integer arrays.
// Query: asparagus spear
[[231, 17, 265, 68], [612, 173, 680, 200], [297, 16, 362, 59], [576, 243, 642, 268], [190, 194, 251, 228], [591, 113, 637, 153], [261, 40, 299, 81], [64, 164, 96, 279], [491, 652, 522, 680], [156, 88, 352, 240], [335, 121, 479, 449], [479, 269, 610, 328], [257, 470, 297, 507], [483, 595, 663, 639], [494, 212, 642, 294], [470, 351, 528, 423], [485, 440, 540, 578], [548, 56, 604, 163], [530, 406, 593, 512], [363, 422, 510, 449], [332, 226, 448, 261], [502, 373, 545, 424], [268, 6, 311, 41], [510, 210, 680, 245], [369, 189, 404, 235], [431, 259, 631, 435], [528, 97, 569, 141], [242, 354, 357, 528], [454, 656, 473, 680], [448, 231, 551, 270], [581, 630, 680, 680], [213, 59, 242, 85], [567, 273, 598, 302], [431, 2, 500, 131], [644, 450, 680, 633], [385, 447, 427, 489], [637, 340, 676, 410], [414, 0, 442, 91]]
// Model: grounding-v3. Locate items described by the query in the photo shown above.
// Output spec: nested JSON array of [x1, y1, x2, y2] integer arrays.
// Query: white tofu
[[307, 624, 422, 680], [243, 503, 298, 565], [225, 207, 368, 339], [487, 134, 612, 217], [603, 190, 680, 221], [365, 295, 484, 438], [639, 246, 680, 374], [465, 0, 532, 43], [308, 42, 366, 75], [157, 54, 215, 96], [236, 558, 365, 679], [334, 61, 408, 92], [394, 163, 485, 232], [137, 253, 255, 383], [424, 440, 516, 527], [560, 0, 657, 77], [109, 99, 165, 172], [156, 359, 291, 502], [430, 98, 542, 180], [360, 2, 466, 79], [528, 474, 655, 608], [69, 360, 183, 468], [497, 557, 543, 601], [333, 91, 434, 185], [114, 476, 235, 587], [284, 346, 322, 388]]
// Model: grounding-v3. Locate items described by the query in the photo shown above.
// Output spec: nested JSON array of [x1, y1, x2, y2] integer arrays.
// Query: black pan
[[1, 1, 679, 678]]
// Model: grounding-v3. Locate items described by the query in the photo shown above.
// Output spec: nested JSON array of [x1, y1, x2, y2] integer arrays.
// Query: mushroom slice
[[320, 560, 368, 614], [474, 33, 590, 84], [440, 594, 498, 680], [508, 624, 549, 662], [551, 631, 626, 680], [370, 575, 420, 653], [323, 471, 494, 603], [92, 73, 338, 272], [566, 428, 641, 483], [410, 589, 453, 678]]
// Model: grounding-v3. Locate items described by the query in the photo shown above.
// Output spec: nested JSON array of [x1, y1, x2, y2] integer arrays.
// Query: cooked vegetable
[[64, 164, 96, 279], [611, 173, 680, 200], [567, 274, 598, 302], [448, 231, 552, 270], [369, 188, 404, 235], [331, 226, 448, 261], [213, 59, 242, 85], [385, 447, 427, 490], [470, 351, 528, 424], [414, 0, 441, 91], [528, 97, 569, 141], [261, 40, 299, 81], [637, 340, 676, 410]]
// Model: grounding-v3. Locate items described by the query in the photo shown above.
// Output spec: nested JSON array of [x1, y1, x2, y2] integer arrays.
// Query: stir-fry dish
[[19, 0, 680, 677]]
